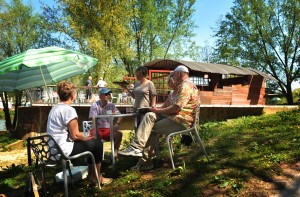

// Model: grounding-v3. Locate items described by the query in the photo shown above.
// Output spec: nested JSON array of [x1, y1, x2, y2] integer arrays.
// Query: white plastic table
[[93, 113, 136, 165]]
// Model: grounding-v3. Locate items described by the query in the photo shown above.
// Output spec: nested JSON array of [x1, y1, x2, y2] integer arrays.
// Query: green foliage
[[293, 88, 300, 104], [199, 121, 223, 140], [0, 0, 47, 58], [169, 163, 186, 176], [0, 164, 28, 191], [42, 0, 198, 80], [118, 170, 140, 185], [0, 0, 54, 131], [122, 129, 135, 148], [213, 0, 300, 104], [212, 175, 243, 193], [126, 190, 144, 197], [0, 110, 14, 120], [0, 132, 19, 150]]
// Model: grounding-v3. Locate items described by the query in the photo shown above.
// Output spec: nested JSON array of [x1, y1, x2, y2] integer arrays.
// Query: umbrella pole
[[39, 66, 52, 106]]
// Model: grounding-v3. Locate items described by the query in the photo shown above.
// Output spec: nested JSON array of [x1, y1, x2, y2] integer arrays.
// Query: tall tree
[[42, 0, 197, 79], [130, 0, 197, 66], [213, 0, 300, 104], [199, 41, 213, 62], [0, 0, 50, 131], [41, 0, 133, 82]]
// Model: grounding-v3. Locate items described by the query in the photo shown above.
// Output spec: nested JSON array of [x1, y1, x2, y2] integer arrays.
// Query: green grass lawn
[[0, 108, 299, 196]]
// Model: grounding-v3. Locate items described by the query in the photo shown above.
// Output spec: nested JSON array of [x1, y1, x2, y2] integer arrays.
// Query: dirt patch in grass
[[0, 148, 28, 171]]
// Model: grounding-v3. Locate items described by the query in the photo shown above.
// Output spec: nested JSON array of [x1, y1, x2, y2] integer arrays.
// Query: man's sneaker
[[131, 161, 154, 171], [118, 146, 142, 157]]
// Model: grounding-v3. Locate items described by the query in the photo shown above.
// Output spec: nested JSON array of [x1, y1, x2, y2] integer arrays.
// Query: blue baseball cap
[[99, 88, 112, 95]]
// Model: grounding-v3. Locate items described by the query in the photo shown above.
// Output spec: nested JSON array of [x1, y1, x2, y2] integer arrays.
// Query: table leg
[[110, 116, 115, 165]]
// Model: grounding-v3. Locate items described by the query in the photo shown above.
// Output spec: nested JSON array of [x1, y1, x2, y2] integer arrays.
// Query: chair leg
[[62, 160, 68, 197], [166, 135, 175, 169], [155, 134, 160, 159], [90, 154, 101, 189], [41, 165, 47, 197], [101, 141, 105, 160], [189, 131, 196, 143], [194, 130, 209, 161], [102, 149, 105, 160], [169, 136, 175, 156], [66, 161, 74, 188]]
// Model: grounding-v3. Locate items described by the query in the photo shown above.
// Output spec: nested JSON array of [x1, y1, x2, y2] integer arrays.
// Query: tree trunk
[[285, 83, 294, 105], [0, 93, 13, 132], [13, 93, 22, 130]]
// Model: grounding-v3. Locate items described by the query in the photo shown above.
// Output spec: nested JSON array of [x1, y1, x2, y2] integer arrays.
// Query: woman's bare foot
[[99, 175, 113, 185]]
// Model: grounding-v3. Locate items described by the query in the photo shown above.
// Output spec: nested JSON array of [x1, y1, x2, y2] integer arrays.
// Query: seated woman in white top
[[46, 80, 112, 185]]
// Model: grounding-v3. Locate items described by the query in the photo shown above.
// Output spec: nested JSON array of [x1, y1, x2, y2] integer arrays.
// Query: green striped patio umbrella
[[0, 46, 98, 92]]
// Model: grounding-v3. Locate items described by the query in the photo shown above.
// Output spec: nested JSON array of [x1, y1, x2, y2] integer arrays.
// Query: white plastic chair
[[78, 92, 86, 103], [118, 94, 124, 103], [166, 104, 209, 169], [82, 121, 107, 160], [110, 93, 119, 103], [42, 89, 52, 103], [52, 92, 59, 103], [128, 97, 135, 104]]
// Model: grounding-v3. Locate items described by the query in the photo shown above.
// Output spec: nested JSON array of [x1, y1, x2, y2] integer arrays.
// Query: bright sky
[[192, 0, 234, 46], [28, 0, 234, 47]]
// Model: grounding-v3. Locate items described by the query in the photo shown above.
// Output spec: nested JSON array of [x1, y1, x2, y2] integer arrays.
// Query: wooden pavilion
[[143, 59, 276, 105]]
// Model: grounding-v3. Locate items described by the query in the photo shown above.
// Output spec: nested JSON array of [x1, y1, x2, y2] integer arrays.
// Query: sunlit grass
[[0, 109, 299, 196]]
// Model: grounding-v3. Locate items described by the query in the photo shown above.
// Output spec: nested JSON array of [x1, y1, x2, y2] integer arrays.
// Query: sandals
[[87, 175, 113, 186]]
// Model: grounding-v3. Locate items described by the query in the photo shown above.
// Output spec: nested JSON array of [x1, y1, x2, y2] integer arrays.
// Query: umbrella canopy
[[0, 46, 98, 92]]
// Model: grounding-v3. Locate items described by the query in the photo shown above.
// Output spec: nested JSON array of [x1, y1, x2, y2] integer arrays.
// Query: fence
[[23, 86, 127, 105]]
